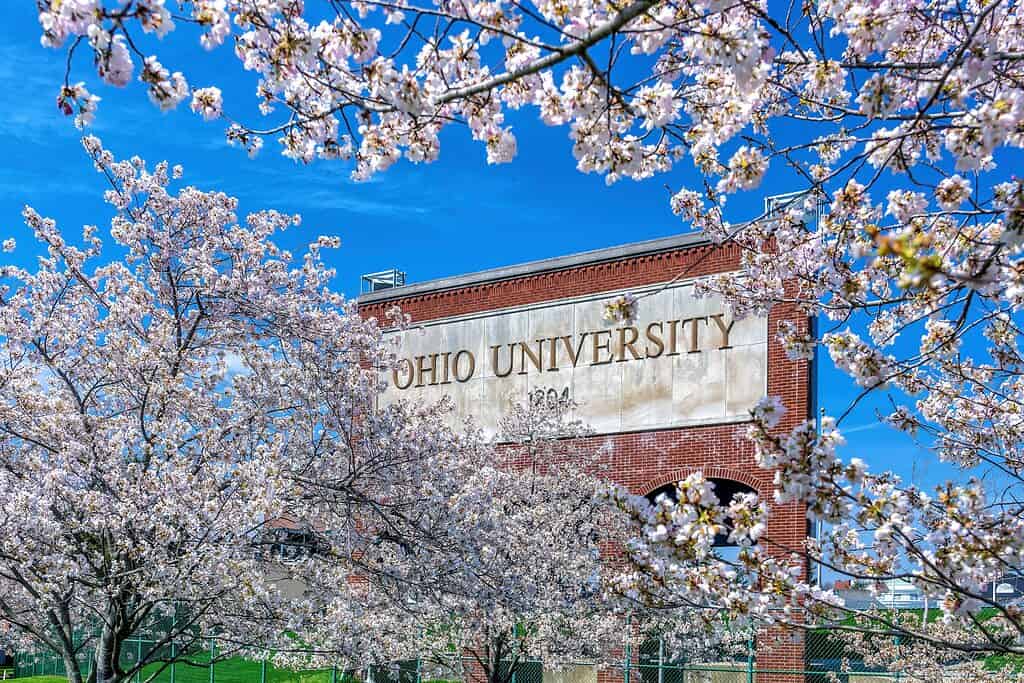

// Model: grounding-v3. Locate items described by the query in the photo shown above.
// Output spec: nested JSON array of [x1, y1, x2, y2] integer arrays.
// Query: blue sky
[[0, 4, 960, 492]]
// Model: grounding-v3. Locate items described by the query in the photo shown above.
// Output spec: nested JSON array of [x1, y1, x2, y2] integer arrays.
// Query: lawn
[[13, 654, 447, 683], [14, 656, 339, 683]]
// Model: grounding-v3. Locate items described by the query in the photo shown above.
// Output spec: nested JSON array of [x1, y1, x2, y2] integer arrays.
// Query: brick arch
[[637, 466, 767, 499]]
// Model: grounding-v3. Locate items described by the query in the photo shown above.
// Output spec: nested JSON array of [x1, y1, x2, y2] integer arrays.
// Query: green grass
[[16, 649, 457, 683], [15, 656, 338, 683], [984, 652, 1024, 673], [10, 666, 454, 683], [144, 656, 333, 683]]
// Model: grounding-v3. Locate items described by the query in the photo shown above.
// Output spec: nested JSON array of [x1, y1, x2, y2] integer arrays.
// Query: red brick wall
[[359, 243, 743, 322], [359, 241, 812, 678]]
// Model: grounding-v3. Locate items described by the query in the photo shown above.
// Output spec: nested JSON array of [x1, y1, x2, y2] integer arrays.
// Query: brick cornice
[[358, 241, 741, 324]]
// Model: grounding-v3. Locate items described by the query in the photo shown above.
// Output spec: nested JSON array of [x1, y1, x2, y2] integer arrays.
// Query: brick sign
[[382, 280, 767, 438]]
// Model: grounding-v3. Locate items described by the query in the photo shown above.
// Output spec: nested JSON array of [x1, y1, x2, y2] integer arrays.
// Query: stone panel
[[380, 280, 768, 439]]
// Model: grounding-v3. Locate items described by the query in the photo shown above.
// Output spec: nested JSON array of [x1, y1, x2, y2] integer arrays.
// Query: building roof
[[356, 232, 710, 304]]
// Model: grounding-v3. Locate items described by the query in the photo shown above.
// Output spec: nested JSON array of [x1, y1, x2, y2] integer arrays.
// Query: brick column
[[753, 300, 814, 683]]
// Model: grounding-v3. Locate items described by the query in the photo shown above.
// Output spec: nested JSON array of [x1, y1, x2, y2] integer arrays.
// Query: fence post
[[209, 638, 216, 683], [623, 616, 631, 683], [657, 637, 665, 683], [261, 657, 267, 683], [170, 608, 178, 683], [332, 665, 339, 683], [137, 637, 144, 683], [894, 634, 901, 682], [746, 635, 754, 683]]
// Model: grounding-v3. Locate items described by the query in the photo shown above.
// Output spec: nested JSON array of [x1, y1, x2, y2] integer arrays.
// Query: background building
[[358, 233, 815, 683]]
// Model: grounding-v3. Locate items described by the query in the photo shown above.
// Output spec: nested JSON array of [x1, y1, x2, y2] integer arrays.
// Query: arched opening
[[645, 477, 759, 548]]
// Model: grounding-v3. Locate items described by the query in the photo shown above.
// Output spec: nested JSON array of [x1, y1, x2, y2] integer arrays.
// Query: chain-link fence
[[12, 629, 1021, 682], [13, 638, 351, 683]]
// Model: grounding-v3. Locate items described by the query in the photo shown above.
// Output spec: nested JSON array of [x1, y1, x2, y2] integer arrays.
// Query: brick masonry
[[359, 240, 812, 682]]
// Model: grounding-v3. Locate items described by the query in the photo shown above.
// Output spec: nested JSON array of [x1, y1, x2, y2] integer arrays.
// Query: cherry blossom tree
[[276, 398, 631, 683], [413, 400, 625, 683], [0, 134, 666, 683], [606, 394, 1024, 669], [280, 397, 747, 681], [0, 136, 482, 683], [27, 0, 1024, 666]]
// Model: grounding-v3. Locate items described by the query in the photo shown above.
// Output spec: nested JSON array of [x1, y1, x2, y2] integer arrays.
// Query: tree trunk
[[61, 648, 85, 683], [92, 623, 120, 683], [487, 636, 511, 683]]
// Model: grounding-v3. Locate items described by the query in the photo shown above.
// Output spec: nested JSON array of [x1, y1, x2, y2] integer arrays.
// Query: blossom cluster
[[33, 0, 1022, 194]]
